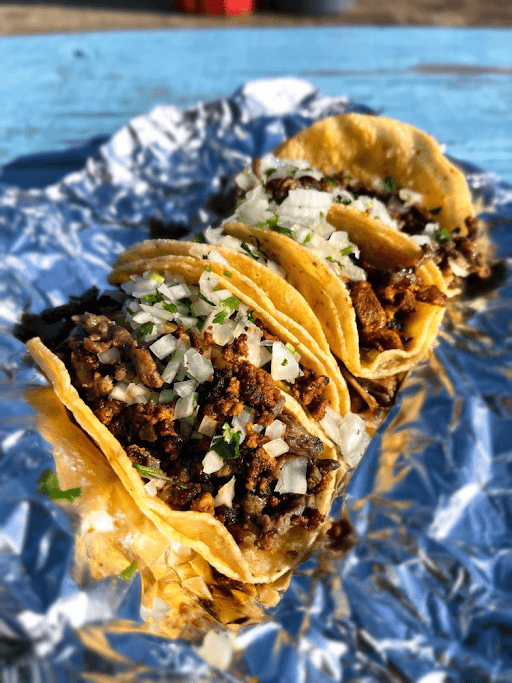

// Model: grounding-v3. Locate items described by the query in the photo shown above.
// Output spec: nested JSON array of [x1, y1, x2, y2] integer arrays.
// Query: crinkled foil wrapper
[[1, 77, 512, 682]]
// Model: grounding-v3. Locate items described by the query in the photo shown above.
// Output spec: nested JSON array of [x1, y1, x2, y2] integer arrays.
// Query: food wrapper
[[1, 77, 512, 681]]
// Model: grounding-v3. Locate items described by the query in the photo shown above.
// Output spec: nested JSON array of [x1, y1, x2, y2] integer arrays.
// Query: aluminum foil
[[1, 77, 512, 682]]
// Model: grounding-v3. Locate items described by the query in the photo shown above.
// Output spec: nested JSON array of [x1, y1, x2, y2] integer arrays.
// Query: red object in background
[[175, 0, 253, 14]]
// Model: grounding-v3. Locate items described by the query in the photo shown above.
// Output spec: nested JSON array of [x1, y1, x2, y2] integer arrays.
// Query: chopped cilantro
[[382, 176, 395, 193], [339, 246, 353, 257], [221, 295, 241, 311], [39, 470, 81, 503], [303, 233, 313, 244], [127, 307, 136, 316], [319, 211, 325, 218], [147, 272, 164, 284], [434, 228, 451, 242], [133, 463, 168, 480], [268, 220, 293, 237], [193, 234, 205, 243], [247, 311, 256, 323], [285, 342, 296, 355], [211, 423, 241, 460], [204, 266, 212, 273], [142, 293, 163, 305], [240, 242, 259, 260], [281, 359, 288, 366], [327, 178, 337, 187], [198, 293, 214, 306], [120, 561, 137, 580], [213, 309, 229, 325], [223, 270, 232, 278], [336, 196, 352, 205], [162, 301, 178, 313], [326, 256, 343, 267], [346, 175, 352, 183], [136, 323, 154, 339], [264, 168, 277, 178]]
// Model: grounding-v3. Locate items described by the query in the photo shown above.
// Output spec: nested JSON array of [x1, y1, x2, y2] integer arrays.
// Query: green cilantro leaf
[[336, 196, 352, 205], [240, 242, 259, 260], [339, 246, 353, 257], [434, 228, 452, 242], [213, 309, 229, 325], [133, 463, 168, 480], [198, 292, 214, 306], [39, 470, 81, 503], [326, 256, 343, 267], [327, 178, 337, 187], [382, 176, 396, 193], [162, 301, 178, 313], [303, 232, 313, 244], [120, 561, 137, 580], [136, 322, 154, 339], [223, 270, 232, 278], [285, 342, 296, 355], [264, 168, 277, 178], [281, 359, 288, 366], [211, 423, 241, 460], [193, 234, 205, 243], [147, 272, 164, 284], [221, 295, 241, 311]]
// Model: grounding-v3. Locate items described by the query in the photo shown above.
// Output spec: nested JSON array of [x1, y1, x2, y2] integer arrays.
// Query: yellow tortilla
[[275, 112, 475, 248], [109, 252, 351, 415], [223, 223, 447, 379], [27, 257, 348, 586]]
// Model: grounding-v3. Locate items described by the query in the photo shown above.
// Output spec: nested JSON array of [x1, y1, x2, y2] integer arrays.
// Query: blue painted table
[[1, 26, 511, 185]]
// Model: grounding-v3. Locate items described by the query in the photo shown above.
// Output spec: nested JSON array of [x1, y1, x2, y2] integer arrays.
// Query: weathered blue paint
[[1, 27, 511, 181]]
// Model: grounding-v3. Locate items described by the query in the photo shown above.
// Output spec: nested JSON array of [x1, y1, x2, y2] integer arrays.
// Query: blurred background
[[1, 0, 512, 34]]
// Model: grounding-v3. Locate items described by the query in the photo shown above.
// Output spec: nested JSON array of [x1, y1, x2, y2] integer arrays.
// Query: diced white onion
[[263, 438, 289, 457], [161, 351, 185, 384], [127, 383, 151, 404], [174, 393, 197, 419], [399, 188, 423, 206], [174, 379, 198, 397], [198, 416, 218, 437], [207, 250, 230, 266], [144, 478, 165, 497], [275, 458, 308, 494], [109, 382, 132, 404], [150, 334, 177, 360], [204, 226, 224, 245], [166, 283, 192, 300], [202, 450, 224, 474], [132, 310, 156, 325], [271, 342, 301, 382], [183, 348, 214, 383], [448, 257, 470, 278], [265, 419, 286, 440], [131, 280, 158, 298], [320, 407, 370, 468], [98, 348, 120, 364], [214, 476, 236, 507]]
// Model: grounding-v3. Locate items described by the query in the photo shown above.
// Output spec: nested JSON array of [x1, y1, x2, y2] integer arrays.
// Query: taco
[[26, 260, 370, 587], [195, 113, 491, 379]]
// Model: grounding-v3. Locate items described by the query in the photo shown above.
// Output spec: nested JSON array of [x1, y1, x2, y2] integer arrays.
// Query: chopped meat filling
[[349, 267, 447, 354], [58, 310, 339, 551]]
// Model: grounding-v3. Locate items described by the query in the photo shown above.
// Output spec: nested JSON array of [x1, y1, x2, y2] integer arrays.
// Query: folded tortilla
[[27, 257, 367, 586]]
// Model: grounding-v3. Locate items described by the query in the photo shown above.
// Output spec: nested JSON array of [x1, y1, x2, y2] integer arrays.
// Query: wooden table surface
[[1, 26, 511, 186]]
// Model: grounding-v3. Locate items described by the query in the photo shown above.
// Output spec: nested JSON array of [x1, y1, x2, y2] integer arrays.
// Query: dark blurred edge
[[0, 135, 109, 189]]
